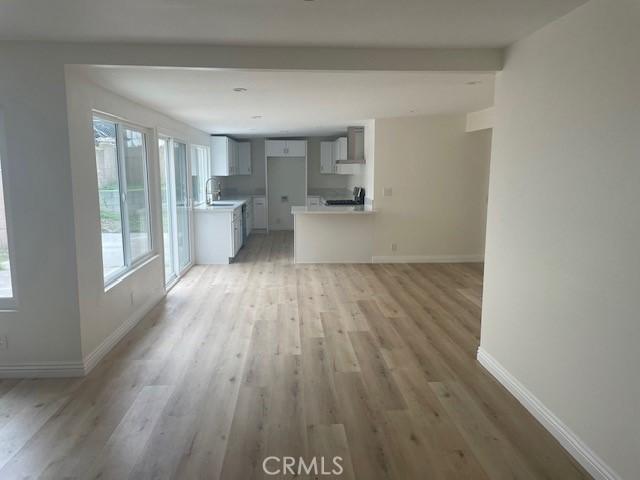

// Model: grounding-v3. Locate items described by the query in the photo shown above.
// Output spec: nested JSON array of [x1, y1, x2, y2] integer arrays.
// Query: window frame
[[0, 111, 18, 310], [93, 112, 155, 288]]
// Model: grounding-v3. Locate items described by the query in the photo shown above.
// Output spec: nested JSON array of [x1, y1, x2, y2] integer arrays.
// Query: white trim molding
[[0, 362, 85, 378], [83, 291, 165, 375], [477, 347, 621, 480], [372, 254, 484, 264]]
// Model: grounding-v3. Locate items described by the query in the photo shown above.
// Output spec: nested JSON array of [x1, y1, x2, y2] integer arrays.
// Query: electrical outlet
[[0, 335, 8, 350], [130, 291, 135, 306], [383, 187, 393, 197], [391, 243, 398, 252]]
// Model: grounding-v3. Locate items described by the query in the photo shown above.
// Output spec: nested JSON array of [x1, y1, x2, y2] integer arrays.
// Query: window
[[93, 115, 153, 285], [0, 148, 14, 305], [190, 144, 210, 206]]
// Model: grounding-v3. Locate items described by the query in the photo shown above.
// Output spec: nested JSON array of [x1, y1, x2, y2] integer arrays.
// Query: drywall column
[[480, 1, 640, 478], [0, 47, 82, 372]]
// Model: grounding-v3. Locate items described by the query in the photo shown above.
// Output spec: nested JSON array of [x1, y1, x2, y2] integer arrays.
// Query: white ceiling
[[1, 0, 586, 48], [78, 66, 495, 136]]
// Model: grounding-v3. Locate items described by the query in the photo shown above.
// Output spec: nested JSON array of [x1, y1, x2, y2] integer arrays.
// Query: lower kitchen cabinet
[[253, 196, 266, 229], [194, 205, 244, 264]]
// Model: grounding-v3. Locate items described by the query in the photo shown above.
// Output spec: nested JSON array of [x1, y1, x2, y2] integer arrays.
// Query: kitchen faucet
[[205, 177, 221, 205]]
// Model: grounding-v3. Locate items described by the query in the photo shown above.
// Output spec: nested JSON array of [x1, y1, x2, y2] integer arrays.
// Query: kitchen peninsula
[[292, 203, 375, 263]]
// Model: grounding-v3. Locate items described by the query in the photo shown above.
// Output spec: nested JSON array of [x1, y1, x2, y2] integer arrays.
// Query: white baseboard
[[477, 347, 621, 480], [372, 254, 484, 263], [83, 291, 165, 375], [0, 361, 85, 378]]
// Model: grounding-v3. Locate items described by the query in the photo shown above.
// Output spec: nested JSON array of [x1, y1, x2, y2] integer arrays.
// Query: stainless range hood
[[345, 126, 365, 164]]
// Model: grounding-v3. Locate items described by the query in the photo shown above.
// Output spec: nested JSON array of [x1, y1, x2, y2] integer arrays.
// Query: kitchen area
[[193, 126, 374, 264]]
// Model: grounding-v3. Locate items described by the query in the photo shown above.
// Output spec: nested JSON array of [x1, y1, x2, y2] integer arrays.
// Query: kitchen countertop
[[292, 204, 375, 215], [193, 198, 250, 213]]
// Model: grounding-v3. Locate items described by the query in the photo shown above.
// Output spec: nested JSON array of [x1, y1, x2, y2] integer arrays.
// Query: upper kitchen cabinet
[[333, 137, 348, 163], [237, 142, 252, 175], [265, 139, 307, 157], [211, 135, 238, 176], [320, 141, 336, 174]]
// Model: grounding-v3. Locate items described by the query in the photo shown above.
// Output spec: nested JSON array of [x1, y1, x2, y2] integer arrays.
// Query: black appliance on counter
[[325, 187, 365, 206]]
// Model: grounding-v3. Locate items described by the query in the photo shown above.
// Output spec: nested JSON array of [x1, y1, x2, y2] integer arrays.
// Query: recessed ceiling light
[[233, 87, 248, 92], [251, 115, 262, 119]]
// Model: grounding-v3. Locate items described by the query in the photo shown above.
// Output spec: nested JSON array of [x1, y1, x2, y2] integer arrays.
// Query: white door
[[158, 137, 193, 286], [267, 157, 305, 230]]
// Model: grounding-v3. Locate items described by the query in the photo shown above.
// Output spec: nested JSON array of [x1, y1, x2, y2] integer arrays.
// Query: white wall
[[0, 48, 83, 372], [481, 1, 640, 478], [0, 40, 499, 373], [65, 67, 210, 363], [372, 114, 491, 261]]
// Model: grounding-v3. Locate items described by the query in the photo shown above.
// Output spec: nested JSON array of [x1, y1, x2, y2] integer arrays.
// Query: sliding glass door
[[158, 137, 192, 286], [158, 137, 176, 284], [173, 141, 191, 271]]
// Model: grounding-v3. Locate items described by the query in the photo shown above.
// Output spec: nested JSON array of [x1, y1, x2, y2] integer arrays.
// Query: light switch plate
[[383, 187, 393, 197]]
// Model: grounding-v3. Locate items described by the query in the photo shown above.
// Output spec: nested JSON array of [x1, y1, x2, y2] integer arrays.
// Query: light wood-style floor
[[0, 231, 590, 479]]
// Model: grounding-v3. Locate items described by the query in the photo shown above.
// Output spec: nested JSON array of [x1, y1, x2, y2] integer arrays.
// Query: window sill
[[104, 254, 160, 293], [0, 300, 17, 313]]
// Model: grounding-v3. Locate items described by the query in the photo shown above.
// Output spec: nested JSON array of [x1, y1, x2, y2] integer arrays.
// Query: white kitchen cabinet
[[322, 137, 354, 175], [253, 196, 266, 229], [285, 140, 307, 157], [211, 136, 239, 176], [333, 137, 348, 162], [265, 140, 307, 157], [194, 209, 236, 264], [320, 142, 336, 174], [237, 142, 251, 175], [306, 196, 321, 207], [265, 140, 286, 157]]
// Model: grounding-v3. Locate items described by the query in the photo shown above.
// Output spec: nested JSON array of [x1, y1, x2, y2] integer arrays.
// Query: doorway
[[267, 157, 306, 230], [158, 136, 193, 286]]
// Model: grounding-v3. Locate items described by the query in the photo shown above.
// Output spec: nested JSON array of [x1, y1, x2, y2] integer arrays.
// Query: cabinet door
[[253, 196, 266, 229], [265, 140, 286, 157], [211, 136, 231, 176], [320, 142, 334, 174], [285, 140, 306, 157], [334, 137, 348, 162], [229, 139, 239, 175], [238, 142, 251, 175]]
